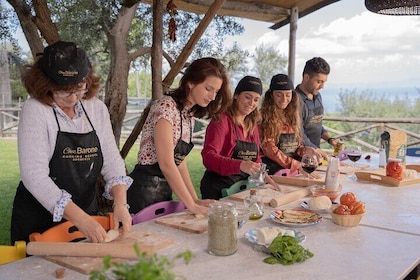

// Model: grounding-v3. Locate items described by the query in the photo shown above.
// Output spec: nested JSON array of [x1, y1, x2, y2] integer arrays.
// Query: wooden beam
[[162, 0, 227, 91], [184, 0, 290, 15], [151, 0, 163, 99], [288, 6, 298, 83]]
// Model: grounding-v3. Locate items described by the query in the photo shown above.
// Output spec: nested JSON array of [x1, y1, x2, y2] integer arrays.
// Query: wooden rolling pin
[[27, 241, 148, 259], [269, 187, 311, 208]]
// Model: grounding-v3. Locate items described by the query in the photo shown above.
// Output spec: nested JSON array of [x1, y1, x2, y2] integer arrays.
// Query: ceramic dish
[[270, 209, 322, 227], [301, 200, 338, 213], [245, 227, 306, 246]]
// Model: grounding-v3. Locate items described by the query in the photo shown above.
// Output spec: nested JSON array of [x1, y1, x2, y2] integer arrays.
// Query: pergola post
[[288, 7, 298, 83]]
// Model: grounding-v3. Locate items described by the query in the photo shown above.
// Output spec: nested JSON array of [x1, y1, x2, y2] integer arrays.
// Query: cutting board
[[155, 211, 208, 233], [272, 173, 325, 187], [42, 230, 174, 275], [355, 169, 420, 186], [406, 164, 420, 172], [317, 163, 370, 174], [228, 188, 285, 205]]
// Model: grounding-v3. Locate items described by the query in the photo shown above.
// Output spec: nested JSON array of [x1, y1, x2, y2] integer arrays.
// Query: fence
[[2, 107, 420, 152]]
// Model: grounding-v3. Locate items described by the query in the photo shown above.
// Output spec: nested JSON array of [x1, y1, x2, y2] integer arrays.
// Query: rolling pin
[[27, 241, 148, 259], [269, 187, 311, 208]]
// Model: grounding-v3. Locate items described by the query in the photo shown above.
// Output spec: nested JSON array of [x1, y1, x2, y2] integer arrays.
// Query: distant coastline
[[321, 86, 419, 113]]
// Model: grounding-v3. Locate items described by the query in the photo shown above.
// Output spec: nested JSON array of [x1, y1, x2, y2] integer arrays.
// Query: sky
[[225, 0, 420, 95], [11, 0, 420, 96]]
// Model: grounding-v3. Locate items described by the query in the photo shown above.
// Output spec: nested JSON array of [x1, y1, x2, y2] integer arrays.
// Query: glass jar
[[207, 202, 238, 256], [243, 189, 264, 220], [386, 158, 403, 181]]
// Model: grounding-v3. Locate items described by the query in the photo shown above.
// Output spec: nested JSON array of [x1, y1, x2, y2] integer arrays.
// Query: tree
[[252, 43, 288, 88], [4, 0, 244, 146]]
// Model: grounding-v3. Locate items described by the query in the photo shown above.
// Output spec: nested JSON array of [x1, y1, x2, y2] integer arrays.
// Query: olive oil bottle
[[244, 189, 264, 220]]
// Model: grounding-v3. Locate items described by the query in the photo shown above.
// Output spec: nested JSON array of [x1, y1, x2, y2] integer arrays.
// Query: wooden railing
[[0, 107, 20, 137], [2, 107, 420, 153], [323, 116, 420, 152]]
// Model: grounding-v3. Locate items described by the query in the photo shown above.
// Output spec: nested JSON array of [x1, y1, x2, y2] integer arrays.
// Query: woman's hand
[[73, 215, 107, 243], [240, 160, 263, 175], [197, 199, 216, 208], [264, 174, 281, 191], [112, 203, 132, 235], [187, 203, 210, 217]]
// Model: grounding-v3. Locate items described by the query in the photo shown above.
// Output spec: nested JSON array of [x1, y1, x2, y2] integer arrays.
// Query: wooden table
[[1, 160, 420, 279]]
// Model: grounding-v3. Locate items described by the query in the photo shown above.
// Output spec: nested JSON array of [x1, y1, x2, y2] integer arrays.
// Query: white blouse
[[18, 97, 132, 221]]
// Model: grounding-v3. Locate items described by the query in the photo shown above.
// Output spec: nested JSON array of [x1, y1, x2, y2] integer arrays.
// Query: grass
[[0, 138, 204, 246]]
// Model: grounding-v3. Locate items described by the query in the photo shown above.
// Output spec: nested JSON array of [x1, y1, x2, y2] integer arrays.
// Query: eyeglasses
[[53, 88, 88, 98]]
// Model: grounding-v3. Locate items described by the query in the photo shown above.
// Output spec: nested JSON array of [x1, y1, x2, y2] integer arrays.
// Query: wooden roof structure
[[143, 0, 340, 29], [143, 0, 340, 82]]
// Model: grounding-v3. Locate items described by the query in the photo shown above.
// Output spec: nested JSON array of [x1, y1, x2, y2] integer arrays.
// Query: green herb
[[89, 244, 193, 280], [263, 235, 314, 265]]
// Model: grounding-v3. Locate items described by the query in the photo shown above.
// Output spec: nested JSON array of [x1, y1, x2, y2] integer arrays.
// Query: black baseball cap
[[269, 74, 294, 91], [39, 41, 91, 85], [234, 76, 263, 95]]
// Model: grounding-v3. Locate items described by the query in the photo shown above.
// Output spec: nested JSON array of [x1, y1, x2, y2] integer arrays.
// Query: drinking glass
[[301, 153, 318, 186], [347, 146, 362, 180]]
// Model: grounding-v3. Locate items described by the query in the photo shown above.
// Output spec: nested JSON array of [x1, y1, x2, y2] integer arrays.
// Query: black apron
[[200, 124, 258, 200], [127, 109, 194, 214], [263, 133, 300, 175], [11, 103, 103, 243]]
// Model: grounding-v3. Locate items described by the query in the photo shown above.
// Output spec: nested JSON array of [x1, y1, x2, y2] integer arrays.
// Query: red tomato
[[350, 201, 366, 214], [340, 192, 357, 207], [333, 205, 351, 215]]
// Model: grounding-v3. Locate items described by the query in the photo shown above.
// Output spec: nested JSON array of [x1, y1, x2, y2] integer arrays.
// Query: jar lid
[[387, 158, 402, 162]]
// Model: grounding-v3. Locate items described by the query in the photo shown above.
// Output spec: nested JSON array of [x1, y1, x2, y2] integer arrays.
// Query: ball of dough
[[308, 196, 332, 210]]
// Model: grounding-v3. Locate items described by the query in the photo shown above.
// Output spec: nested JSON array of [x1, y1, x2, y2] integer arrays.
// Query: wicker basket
[[330, 211, 364, 227]]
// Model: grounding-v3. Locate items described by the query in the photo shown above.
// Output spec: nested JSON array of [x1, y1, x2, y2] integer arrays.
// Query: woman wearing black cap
[[11, 41, 132, 244], [200, 76, 278, 200], [259, 74, 319, 176]]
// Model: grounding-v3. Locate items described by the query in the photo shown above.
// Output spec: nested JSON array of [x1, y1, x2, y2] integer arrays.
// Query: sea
[[320, 86, 420, 113]]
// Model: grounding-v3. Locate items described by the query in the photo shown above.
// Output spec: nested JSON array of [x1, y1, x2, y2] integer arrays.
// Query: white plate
[[269, 209, 322, 227], [245, 227, 306, 246], [301, 201, 338, 213]]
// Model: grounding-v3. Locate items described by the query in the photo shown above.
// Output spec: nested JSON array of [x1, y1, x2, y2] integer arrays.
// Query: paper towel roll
[[269, 188, 311, 208]]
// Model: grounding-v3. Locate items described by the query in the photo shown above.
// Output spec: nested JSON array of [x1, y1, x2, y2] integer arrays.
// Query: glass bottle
[[333, 138, 344, 157], [378, 145, 386, 168], [207, 202, 238, 256], [243, 189, 264, 220]]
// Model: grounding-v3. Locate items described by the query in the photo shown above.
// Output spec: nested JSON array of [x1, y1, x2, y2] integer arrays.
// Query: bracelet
[[327, 137, 335, 144], [112, 203, 130, 210]]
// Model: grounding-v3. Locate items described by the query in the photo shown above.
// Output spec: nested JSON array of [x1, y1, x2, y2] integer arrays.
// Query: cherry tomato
[[333, 204, 351, 215], [350, 201, 366, 214], [340, 192, 357, 207]]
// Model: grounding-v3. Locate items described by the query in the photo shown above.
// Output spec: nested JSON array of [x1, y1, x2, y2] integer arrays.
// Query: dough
[[104, 229, 120, 242], [308, 196, 332, 210]]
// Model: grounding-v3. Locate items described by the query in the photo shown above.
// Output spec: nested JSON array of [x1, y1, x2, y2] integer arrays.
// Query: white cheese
[[255, 227, 294, 245]]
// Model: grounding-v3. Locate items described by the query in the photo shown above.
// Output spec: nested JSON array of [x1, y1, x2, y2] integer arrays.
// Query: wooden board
[[228, 187, 286, 205], [355, 169, 420, 187], [406, 164, 420, 172], [317, 163, 370, 174], [44, 230, 174, 275], [272, 173, 325, 187], [155, 211, 208, 233]]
